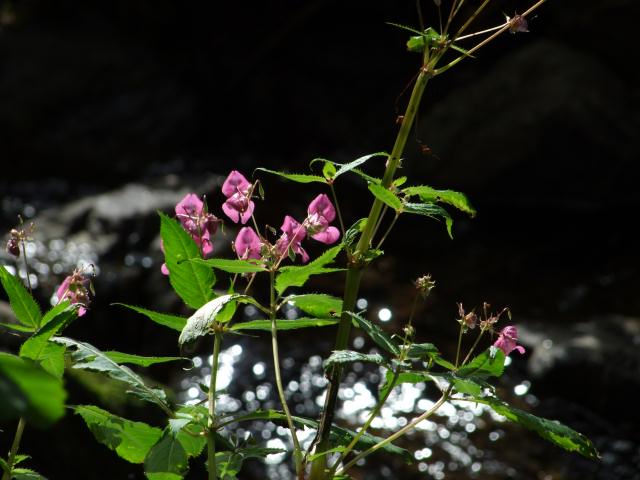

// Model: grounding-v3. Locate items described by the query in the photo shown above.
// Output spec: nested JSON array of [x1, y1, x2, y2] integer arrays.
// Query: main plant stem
[[2, 417, 26, 480], [207, 331, 222, 480], [309, 62, 433, 479], [269, 270, 303, 476]]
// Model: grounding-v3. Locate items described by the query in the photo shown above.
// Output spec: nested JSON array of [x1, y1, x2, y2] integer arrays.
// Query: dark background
[[1, 0, 639, 479]]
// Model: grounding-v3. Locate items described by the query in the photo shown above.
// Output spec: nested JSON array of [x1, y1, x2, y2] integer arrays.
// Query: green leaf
[[115, 304, 187, 332], [333, 152, 387, 179], [179, 294, 258, 345], [367, 183, 403, 211], [347, 312, 400, 356], [275, 244, 343, 295], [0, 456, 9, 473], [188, 258, 267, 274], [475, 397, 600, 460], [144, 430, 189, 479], [40, 300, 75, 327], [403, 185, 476, 217], [402, 202, 453, 238], [322, 162, 337, 180], [52, 337, 170, 412], [457, 349, 505, 380], [0, 264, 42, 329], [342, 218, 367, 248], [283, 294, 342, 318], [11, 469, 47, 480], [74, 405, 163, 464], [324, 350, 386, 370], [403, 342, 438, 360], [0, 322, 35, 333], [0, 352, 67, 427], [379, 370, 432, 400], [255, 168, 326, 184], [104, 352, 189, 368], [451, 377, 483, 396], [215, 447, 286, 480], [230, 317, 338, 332], [159, 212, 215, 309], [19, 302, 76, 378], [13, 455, 30, 466]]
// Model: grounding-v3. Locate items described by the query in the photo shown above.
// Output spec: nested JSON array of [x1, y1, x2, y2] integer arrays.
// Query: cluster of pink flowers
[[161, 170, 341, 272], [56, 269, 91, 316]]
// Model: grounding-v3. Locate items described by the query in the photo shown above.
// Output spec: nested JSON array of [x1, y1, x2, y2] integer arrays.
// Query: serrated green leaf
[[333, 152, 387, 179], [13, 455, 30, 466], [144, 430, 189, 479], [74, 405, 163, 464], [451, 377, 483, 396], [159, 212, 215, 309], [230, 317, 338, 332], [11, 468, 47, 480], [188, 258, 267, 274], [115, 304, 187, 332], [19, 303, 76, 378], [402, 202, 454, 238], [403, 185, 476, 217], [40, 300, 75, 327], [0, 265, 41, 329], [457, 349, 505, 379], [381, 370, 433, 400], [179, 294, 259, 345], [403, 342, 438, 360], [347, 312, 400, 356], [104, 352, 189, 368], [474, 397, 600, 460], [0, 322, 35, 333], [0, 352, 66, 427], [283, 294, 342, 318], [324, 350, 386, 370], [275, 245, 343, 295], [368, 183, 403, 211], [52, 337, 170, 412], [343, 218, 367, 248], [255, 168, 326, 184], [0, 457, 9, 473]]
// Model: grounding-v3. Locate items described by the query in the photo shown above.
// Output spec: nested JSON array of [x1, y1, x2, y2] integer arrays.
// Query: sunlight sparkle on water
[[378, 307, 392, 322]]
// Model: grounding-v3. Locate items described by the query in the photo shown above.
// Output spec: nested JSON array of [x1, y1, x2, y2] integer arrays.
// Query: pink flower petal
[[222, 170, 251, 198], [311, 226, 340, 244], [307, 194, 336, 222]]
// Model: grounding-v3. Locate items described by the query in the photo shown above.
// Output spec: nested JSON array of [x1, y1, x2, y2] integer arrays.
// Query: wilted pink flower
[[305, 194, 340, 244], [506, 13, 529, 34], [56, 269, 91, 316], [222, 171, 254, 224], [276, 215, 309, 263], [493, 326, 525, 356], [234, 227, 262, 260]]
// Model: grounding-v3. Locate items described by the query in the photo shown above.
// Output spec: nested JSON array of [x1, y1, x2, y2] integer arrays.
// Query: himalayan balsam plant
[[1, 1, 600, 479]]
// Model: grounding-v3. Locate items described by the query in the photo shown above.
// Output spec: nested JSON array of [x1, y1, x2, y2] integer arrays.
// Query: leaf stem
[[336, 391, 450, 476], [2, 417, 26, 480], [375, 212, 400, 250], [207, 330, 222, 480], [269, 270, 303, 475], [309, 57, 433, 479]]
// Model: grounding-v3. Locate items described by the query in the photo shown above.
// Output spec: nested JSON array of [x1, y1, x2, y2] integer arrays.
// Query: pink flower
[[234, 227, 262, 260], [222, 171, 254, 224], [174, 193, 219, 258], [276, 215, 309, 263], [56, 270, 91, 316], [305, 194, 340, 244], [493, 326, 526, 356]]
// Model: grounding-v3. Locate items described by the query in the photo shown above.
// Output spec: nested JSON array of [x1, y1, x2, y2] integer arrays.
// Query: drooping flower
[[305, 194, 340, 244], [56, 269, 91, 316], [276, 215, 309, 263], [222, 171, 254, 224], [493, 326, 526, 356], [175, 193, 219, 255], [234, 227, 262, 260], [506, 13, 529, 34]]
